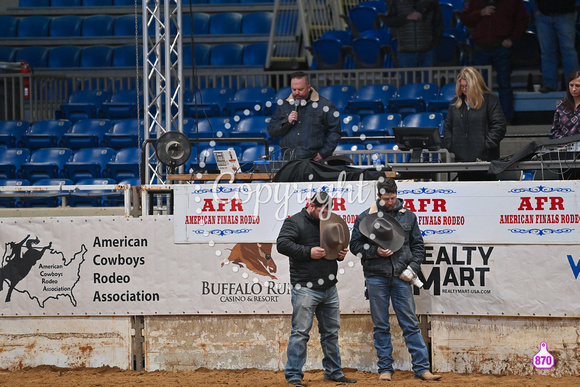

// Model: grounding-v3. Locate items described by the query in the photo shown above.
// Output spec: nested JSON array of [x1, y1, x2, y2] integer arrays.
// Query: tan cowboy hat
[[320, 212, 350, 260], [359, 212, 404, 252]]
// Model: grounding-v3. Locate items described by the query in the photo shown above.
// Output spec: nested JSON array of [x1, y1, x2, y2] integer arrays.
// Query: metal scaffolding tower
[[142, 0, 184, 184]]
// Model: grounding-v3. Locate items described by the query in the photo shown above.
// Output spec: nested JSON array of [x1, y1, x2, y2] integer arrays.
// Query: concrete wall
[[1, 314, 579, 376]]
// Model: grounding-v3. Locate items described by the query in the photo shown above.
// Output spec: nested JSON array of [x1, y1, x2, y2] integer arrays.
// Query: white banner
[[0, 181, 579, 317], [174, 181, 580, 244]]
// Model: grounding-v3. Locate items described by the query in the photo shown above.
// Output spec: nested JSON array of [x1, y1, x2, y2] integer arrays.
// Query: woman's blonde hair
[[452, 67, 491, 110]]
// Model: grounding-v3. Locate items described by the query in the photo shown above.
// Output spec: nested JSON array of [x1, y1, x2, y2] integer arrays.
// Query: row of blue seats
[[0, 177, 139, 208], [18, 0, 272, 6], [0, 109, 445, 151], [183, 83, 457, 119], [0, 12, 272, 39], [2, 42, 268, 69], [0, 146, 139, 183], [53, 83, 457, 125]]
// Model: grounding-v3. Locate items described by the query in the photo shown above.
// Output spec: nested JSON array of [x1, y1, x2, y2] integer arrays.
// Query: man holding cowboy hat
[[276, 191, 356, 386], [350, 178, 441, 382]]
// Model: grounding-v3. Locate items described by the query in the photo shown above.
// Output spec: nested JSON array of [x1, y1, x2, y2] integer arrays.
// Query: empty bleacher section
[[0, 0, 564, 209]]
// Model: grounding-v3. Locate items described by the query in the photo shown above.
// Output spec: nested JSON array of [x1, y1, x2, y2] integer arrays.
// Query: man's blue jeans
[[365, 276, 430, 377], [285, 285, 343, 382], [536, 12, 579, 90], [473, 45, 513, 120]]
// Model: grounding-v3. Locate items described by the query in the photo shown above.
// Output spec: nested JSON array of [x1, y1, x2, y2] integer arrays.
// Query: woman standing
[[443, 67, 507, 163], [551, 70, 580, 138]]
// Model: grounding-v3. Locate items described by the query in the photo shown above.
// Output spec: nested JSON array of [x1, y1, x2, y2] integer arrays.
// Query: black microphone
[[291, 100, 299, 125]]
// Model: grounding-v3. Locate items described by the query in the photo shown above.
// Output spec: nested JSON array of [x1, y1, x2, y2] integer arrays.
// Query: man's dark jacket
[[276, 208, 338, 290], [267, 88, 341, 160]]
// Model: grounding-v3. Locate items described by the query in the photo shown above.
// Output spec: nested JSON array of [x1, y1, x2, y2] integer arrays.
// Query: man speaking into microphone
[[268, 72, 342, 161]]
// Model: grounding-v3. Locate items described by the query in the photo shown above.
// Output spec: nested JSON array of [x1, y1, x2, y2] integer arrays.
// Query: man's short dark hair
[[290, 71, 310, 84], [377, 178, 397, 195], [310, 191, 331, 207]]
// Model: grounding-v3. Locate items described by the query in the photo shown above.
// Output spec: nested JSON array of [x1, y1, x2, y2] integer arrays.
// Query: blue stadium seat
[[184, 87, 234, 118], [103, 119, 143, 149], [22, 178, 74, 208], [321, 30, 352, 46], [82, 15, 115, 37], [403, 112, 445, 135], [427, 82, 456, 117], [113, 14, 143, 36], [359, 113, 402, 138], [388, 83, 439, 117], [183, 13, 210, 35], [0, 16, 19, 37], [187, 117, 236, 140], [22, 120, 71, 150], [105, 147, 140, 181], [0, 148, 30, 179], [112, 45, 143, 67], [333, 143, 365, 164], [0, 179, 30, 208], [19, 0, 50, 6], [341, 5, 383, 37], [0, 120, 29, 148], [346, 84, 396, 117], [183, 118, 225, 139], [209, 12, 243, 35], [226, 87, 276, 116], [183, 44, 211, 67], [241, 12, 272, 34], [17, 16, 50, 37], [59, 89, 111, 122], [275, 86, 292, 102], [102, 90, 142, 120], [318, 85, 356, 113], [239, 144, 268, 171], [48, 46, 82, 68], [114, 0, 143, 4], [231, 116, 270, 138], [349, 29, 398, 69], [63, 147, 116, 182], [439, 2, 461, 29], [243, 43, 269, 67], [67, 177, 117, 207], [339, 114, 361, 137], [83, 0, 113, 5], [208, 0, 239, 4], [49, 15, 82, 37], [81, 45, 113, 67], [21, 148, 73, 183], [15, 46, 49, 69], [210, 43, 243, 66], [51, 0, 81, 5], [62, 119, 113, 149], [0, 47, 16, 62], [307, 38, 349, 70]]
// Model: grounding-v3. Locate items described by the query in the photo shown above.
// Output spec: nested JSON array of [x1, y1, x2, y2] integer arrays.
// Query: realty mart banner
[[174, 180, 580, 244], [0, 180, 579, 317]]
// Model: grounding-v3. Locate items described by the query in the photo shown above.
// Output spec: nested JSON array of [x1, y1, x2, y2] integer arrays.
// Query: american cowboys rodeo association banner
[[0, 181, 579, 317]]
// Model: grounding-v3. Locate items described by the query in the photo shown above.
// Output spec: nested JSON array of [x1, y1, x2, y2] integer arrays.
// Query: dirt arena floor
[[0, 366, 578, 387]]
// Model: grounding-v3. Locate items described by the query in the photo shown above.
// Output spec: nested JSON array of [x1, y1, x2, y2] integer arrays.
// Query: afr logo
[[568, 255, 580, 279]]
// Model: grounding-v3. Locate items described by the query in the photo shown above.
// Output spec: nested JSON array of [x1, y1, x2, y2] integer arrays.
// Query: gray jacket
[[350, 198, 425, 278], [386, 0, 444, 53]]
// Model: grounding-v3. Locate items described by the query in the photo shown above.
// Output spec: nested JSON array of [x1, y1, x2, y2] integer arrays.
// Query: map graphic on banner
[[1, 235, 86, 307]]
